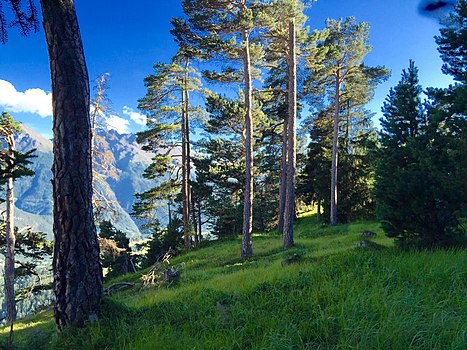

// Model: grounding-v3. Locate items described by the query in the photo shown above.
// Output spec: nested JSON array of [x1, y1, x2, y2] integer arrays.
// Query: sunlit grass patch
[[1, 217, 465, 349]]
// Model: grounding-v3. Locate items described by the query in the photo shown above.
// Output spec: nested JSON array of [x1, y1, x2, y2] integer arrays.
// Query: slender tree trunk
[[278, 110, 288, 233], [4, 136, 16, 345], [185, 58, 196, 247], [330, 72, 340, 225], [198, 202, 202, 243], [40, 0, 103, 330], [181, 77, 190, 250], [283, 18, 297, 249], [345, 100, 350, 155], [241, 30, 253, 259], [168, 201, 172, 228], [192, 189, 199, 246], [317, 198, 321, 222]]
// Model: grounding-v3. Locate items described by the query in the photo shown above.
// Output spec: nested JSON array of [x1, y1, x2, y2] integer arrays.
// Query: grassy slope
[[2, 215, 466, 349]]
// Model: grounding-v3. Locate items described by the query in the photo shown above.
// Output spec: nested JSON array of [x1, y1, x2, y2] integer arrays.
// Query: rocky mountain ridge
[[8, 124, 154, 239]]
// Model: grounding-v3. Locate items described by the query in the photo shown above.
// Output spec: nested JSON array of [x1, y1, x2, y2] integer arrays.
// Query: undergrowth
[[1, 214, 466, 349]]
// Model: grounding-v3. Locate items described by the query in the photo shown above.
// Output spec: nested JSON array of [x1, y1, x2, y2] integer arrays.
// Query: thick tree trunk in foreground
[[330, 72, 340, 225], [241, 30, 253, 259], [283, 18, 297, 249], [40, 0, 103, 330], [4, 139, 16, 326]]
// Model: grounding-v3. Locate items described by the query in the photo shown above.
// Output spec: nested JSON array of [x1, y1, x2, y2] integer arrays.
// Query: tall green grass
[[2, 214, 466, 349]]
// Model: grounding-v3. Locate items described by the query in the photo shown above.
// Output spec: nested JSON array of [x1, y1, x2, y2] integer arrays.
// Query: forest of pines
[[0, 0, 465, 348]]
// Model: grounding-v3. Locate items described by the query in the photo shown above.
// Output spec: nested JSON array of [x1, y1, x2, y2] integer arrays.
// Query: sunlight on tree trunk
[[241, 29, 254, 259], [39, 0, 102, 330], [330, 72, 340, 225], [283, 18, 297, 248]]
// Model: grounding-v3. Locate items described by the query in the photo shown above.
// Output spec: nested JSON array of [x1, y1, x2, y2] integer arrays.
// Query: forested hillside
[[0, 0, 465, 349], [2, 215, 466, 349]]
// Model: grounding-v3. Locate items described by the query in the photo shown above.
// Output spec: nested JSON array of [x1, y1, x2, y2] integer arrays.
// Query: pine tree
[[136, 58, 203, 249], [98, 221, 133, 279], [0, 111, 36, 346], [193, 93, 247, 239], [1, 0, 103, 329], [259, 0, 308, 247], [306, 17, 388, 225], [40, 0, 103, 329], [436, 0, 467, 83], [375, 61, 465, 247], [181, 0, 263, 258]]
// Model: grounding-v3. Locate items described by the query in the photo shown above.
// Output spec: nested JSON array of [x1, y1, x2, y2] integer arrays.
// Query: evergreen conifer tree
[[0, 112, 36, 346], [181, 0, 263, 258], [376, 61, 465, 247]]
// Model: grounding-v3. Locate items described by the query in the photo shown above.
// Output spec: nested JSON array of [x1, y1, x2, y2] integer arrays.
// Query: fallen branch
[[141, 248, 180, 287], [103, 282, 136, 296]]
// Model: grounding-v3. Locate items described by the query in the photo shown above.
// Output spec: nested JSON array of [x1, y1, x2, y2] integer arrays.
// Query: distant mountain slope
[[11, 124, 154, 239]]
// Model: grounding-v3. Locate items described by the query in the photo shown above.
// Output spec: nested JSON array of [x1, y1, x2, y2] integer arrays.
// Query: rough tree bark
[[241, 29, 254, 259], [181, 72, 190, 250], [278, 104, 288, 233], [283, 18, 297, 249], [39, 0, 103, 330], [330, 71, 340, 225]]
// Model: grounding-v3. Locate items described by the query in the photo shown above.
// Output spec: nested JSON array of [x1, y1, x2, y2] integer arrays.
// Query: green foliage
[[0, 112, 36, 183], [192, 94, 246, 238], [133, 58, 203, 241], [0, 149, 35, 184], [435, 0, 467, 83], [375, 61, 466, 248], [303, 17, 389, 224], [99, 221, 132, 279], [192, 91, 280, 237], [143, 217, 183, 267], [300, 105, 380, 223], [0, 225, 52, 303]]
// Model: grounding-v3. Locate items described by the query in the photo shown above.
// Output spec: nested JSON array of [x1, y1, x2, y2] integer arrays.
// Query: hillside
[[10, 124, 154, 239], [1, 214, 465, 349]]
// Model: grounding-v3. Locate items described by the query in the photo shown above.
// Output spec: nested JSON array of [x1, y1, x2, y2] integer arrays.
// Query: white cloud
[[106, 115, 130, 134], [123, 106, 146, 126], [0, 80, 52, 117]]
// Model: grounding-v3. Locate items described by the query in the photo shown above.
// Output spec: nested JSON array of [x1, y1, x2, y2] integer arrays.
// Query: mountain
[[10, 124, 154, 239]]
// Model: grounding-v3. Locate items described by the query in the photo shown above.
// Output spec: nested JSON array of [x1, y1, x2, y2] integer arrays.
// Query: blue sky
[[0, 0, 454, 138]]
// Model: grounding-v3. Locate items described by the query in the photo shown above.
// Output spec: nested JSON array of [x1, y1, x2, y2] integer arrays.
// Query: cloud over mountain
[[106, 114, 131, 134], [123, 106, 147, 126], [0, 80, 52, 117]]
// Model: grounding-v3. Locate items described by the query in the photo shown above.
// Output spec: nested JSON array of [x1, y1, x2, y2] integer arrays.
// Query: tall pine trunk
[[278, 109, 288, 233], [197, 200, 202, 243], [4, 135, 16, 345], [283, 18, 297, 248], [181, 76, 190, 250], [241, 29, 253, 259], [185, 59, 197, 247], [330, 72, 340, 225], [40, 0, 103, 330]]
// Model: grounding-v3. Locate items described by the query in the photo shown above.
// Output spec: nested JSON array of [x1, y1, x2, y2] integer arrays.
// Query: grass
[[1, 214, 466, 349]]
